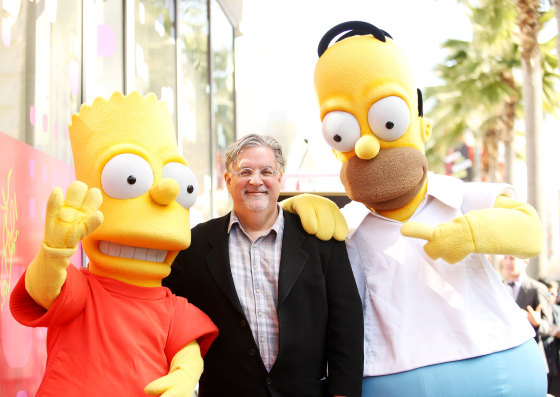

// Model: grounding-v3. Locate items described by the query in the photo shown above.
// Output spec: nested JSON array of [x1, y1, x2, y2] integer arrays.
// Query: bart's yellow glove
[[25, 181, 103, 309], [400, 195, 542, 264], [144, 340, 203, 397], [281, 193, 348, 241]]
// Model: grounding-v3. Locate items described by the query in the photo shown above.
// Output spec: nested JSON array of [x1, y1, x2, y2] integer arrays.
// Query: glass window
[[0, 0, 81, 164], [176, 0, 211, 224], [83, 0, 124, 102], [210, 0, 235, 216], [0, 0, 30, 143], [129, 0, 177, 116]]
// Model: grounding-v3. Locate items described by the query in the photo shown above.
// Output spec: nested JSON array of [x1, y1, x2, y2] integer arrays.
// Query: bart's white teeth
[[98, 241, 168, 263]]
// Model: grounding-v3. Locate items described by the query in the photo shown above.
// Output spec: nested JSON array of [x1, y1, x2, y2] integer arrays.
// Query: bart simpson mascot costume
[[10, 92, 218, 396], [312, 21, 548, 397]]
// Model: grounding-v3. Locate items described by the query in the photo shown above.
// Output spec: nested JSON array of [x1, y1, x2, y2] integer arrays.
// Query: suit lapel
[[277, 212, 309, 308], [205, 214, 245, 315]]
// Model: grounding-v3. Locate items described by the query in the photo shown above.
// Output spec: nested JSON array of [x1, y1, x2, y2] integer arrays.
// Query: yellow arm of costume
[[400, 195, 542, 264], [25, 181, 103, 309], [281, 193, 348, 241], [144, 340, 203, 397]]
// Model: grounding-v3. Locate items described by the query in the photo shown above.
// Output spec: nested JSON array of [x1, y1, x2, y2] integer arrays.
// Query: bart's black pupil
[[187, 185, 194, 194], [386, 121, 394, 129], [127, 175, 136, 185], [333, 134, 342, 142]]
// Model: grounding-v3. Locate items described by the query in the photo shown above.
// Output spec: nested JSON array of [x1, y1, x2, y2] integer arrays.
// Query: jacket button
[[240, 320, 247, 327], [265, 377, 272, 384], [249, 348, 256, 356]]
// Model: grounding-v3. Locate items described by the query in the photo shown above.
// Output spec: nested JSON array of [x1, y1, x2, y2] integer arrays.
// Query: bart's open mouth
[[98, 241, 168, 263]]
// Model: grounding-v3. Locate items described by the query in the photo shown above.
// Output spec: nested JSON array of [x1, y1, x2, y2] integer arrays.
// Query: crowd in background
[[499, 255, 560, 397]]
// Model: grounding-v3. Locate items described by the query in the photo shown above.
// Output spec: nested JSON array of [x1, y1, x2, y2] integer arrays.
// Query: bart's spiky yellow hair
[[69, 91, 176, 184]]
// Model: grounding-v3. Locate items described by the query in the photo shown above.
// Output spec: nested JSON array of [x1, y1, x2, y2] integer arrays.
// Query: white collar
[[227, 203, 283, 235]]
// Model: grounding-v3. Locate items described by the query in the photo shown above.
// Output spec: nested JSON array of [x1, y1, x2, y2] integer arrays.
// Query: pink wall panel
[[0, 131, 79, 396]]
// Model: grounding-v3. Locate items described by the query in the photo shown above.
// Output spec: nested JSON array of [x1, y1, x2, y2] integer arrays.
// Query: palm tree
[[552, 0, 560, 61], [427, 0, 520, 183], [427, 0, 560, 276]]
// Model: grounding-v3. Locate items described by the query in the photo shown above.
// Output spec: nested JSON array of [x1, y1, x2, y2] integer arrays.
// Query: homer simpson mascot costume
[[285, 21, 548, 397], [10, 92, 218, 396]]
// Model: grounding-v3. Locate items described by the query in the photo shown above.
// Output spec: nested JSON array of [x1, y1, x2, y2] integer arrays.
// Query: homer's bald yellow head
[[315, 22, 432, 214], [69, 92, 198, 286]]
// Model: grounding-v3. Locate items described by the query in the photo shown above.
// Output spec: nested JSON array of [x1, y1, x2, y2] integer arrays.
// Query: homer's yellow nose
[[150, 178, 180, 205], [355, 135, 380, 160]]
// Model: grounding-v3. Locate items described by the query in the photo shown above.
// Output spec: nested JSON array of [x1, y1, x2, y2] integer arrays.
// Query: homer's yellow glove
[[401, 195, 542, 264], [25, 181, 103, 309], [281, 193, 348, 241], [144, 340, 203, 397]]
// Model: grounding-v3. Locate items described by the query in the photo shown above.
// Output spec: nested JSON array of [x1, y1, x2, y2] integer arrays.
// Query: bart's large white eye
[[322, 111, 361, 152], [162, 162, 198, 209], [101, 153, 154, 199], [368, 96, 410, 141]]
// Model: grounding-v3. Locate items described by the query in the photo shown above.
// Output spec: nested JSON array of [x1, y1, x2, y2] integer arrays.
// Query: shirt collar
[[344, 173, 465, 238], [424, 172, 464, 210], [227, 203, 284, 237]]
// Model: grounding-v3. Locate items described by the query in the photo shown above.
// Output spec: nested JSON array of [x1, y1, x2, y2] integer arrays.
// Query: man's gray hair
[[225, 134, 285, 172]]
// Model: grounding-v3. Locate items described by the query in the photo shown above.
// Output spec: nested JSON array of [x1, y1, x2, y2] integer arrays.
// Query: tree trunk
[[499, 70, 518, 185], [555, 0, 560, 64], [483, 128, 501, 183], [517, 0, 547, 277]]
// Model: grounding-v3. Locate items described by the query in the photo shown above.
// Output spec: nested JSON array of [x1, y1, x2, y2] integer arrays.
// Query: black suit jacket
[[163, 211, 363, 397], [516, 277, 553, 342], [514, 276, 553, 373]]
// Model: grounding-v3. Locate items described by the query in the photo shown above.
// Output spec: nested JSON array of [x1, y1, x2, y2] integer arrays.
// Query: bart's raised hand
[[281, 193, 348, 241], [401, 216, 475, 264], [25, 181, 103, 309], [43, 181, 103, 249]]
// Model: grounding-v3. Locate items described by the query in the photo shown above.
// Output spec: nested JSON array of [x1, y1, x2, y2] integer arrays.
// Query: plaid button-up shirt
[[228, 206, 284, 372]]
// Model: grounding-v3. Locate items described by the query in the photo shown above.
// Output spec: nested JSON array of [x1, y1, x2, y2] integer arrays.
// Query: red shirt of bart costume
[[10, 265, 218, 396]]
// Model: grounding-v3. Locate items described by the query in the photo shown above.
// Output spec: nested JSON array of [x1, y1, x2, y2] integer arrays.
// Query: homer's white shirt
[[343, 173, 534, 376]]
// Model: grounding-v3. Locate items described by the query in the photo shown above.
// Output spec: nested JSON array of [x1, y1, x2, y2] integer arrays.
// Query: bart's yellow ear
[[420, 117, 432, 143]]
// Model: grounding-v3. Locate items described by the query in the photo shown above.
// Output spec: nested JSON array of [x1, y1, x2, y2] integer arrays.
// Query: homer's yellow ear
[[420, 117, 432, 143], [332, 148, 355, 163], [333, 149, 345, 162]]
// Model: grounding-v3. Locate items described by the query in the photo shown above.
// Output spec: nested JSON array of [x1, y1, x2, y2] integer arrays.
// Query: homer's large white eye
[[101, 154, 154, 199], [322, 111, 361, 152], [162, 162, 198, 209], [368, 96, 410, 141]]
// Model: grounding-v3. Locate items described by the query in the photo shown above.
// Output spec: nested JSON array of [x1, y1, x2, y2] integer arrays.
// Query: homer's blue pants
[[362, 339, 547, 397]]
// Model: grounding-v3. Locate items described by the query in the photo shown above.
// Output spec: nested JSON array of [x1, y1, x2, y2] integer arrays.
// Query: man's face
[[500, 255, 523, 280], [224, 146, 283, 218], [549, 286, 559, 305]]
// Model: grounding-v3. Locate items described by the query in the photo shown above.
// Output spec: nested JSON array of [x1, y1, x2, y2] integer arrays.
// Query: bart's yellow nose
[[355, 135, 380, 160], [150, 178, 180, 205]]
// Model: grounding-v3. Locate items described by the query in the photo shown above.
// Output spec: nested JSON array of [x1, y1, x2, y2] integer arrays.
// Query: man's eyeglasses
[[231, 167, 280, 180]]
